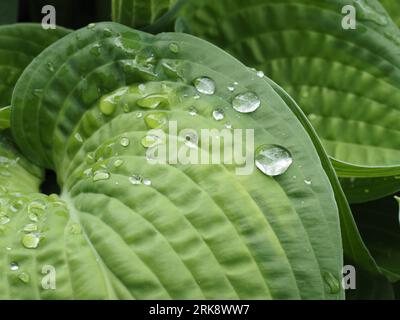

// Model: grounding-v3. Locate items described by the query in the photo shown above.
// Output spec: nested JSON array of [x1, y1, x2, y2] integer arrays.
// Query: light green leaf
[[176, 0, 400, 197], [0, 24, 70, 108], [6, 22, 345, 299]]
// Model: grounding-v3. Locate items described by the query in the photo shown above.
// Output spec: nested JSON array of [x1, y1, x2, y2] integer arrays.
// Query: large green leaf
[[176, 0, 400, 200], [0, 24, 70, 108], [4, 22, 346, 299]]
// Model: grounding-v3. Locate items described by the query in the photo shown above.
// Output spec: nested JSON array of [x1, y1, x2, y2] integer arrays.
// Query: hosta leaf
[[176, 0, 400, 196], [0, 24, 70, 108], [352, 195, 400, 282], [380, 0, 400, 27], [6, 22, 345, 299], [341, 175, 400, 203], [112, 0, 187, 32]]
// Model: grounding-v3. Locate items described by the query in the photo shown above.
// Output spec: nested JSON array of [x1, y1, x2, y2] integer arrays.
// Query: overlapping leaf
[[0, 24, 69, 109], [2, 22, 347, 299], [176, 0, 400, 201]]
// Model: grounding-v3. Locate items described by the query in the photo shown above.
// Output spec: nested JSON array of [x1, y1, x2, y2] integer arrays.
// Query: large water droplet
[[99, 96, 117, 116], [212, 109, 225, 121], [193, 77, 215, 95], [22, 233, 40, 249], [144, 112, 168, 129], [255, 144, 293, 176], [323, 271, 340, 294], [93, 171, 110, 182], [232, 92, 260, 113]]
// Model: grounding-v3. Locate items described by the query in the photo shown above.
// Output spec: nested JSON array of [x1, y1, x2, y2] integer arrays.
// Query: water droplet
[[28, 200, 46, 217], [169, 42, 179, 53], [225, 122, 232, 129], [6, 247, 11, 251], [144, 112, 168, 129], [90, 43, 101, 56], [17, 272, 30, 283], [86, 152, 95, 164], [87, 23, 96, 29], [0, 215, 10, 225], [143, 178, 152, 186], [69, 223, 82, 235], [304, 179, 312, 185], [129, 174, 142, 185], [307, 114, 318, 121], [227, 85, 235, 92], [256, 70, 265, 78], [141, 134, 161, 148], [99, 96, 117, 116], [120, 137, 130, 147], [47, 62, 55, 72], [255, 144, 293, 176], [212, 109, 225, 121], [22, 233, 40, 249], [10, 262, 19, 271], [113, 159, 124, 168], [93, 171, 110, 182], [74, 132, 83, 143], [136, 111, 143, 118], [323, 271, 340, 294], [33, 89, 43, 97], [364, 189, 370, 193], [137, 94, 167, 109], [232, 92, 261, 113], [188, 107, 198, 116], [23, 224, 37, 233], [83, 168, 93, 177], [184, 132, 198, 148], [193, 77, 215, 95]]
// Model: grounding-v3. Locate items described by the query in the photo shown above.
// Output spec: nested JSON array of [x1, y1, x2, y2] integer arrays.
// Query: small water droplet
[[304, 179, 312, 185], [83, 168, 93, 177], [87, 23, 96, 29], [184, 132, 198, 148], [17, 272, 30, 283], [212, 109, 225, 121], [193, 77, 215, 95], [120, 137, 130, 147], [141, 134, 161, 148], [22, 233, 40, 249], [0, 215, 10, 225], [129, 174, 142, 185], [232, 92, 261, 113], [136, 111, 143, 118], [144, 112, 168, 129], [225, 122, 232, 129], [143, 178, 152, 186], [137, 94, 167, 109], [23, 224, 38, 233], [93, 171, 110, 182], [255, 144, 293, 176], [169, 42, 179, 53], [33, 89, 43, 97], [10, 262, 19, 271], [69, 223, 82, 235], [74, 132, 83, 143], [90, 43, 101, 56], [188, 107, 198, 116], [256, 70, 265, 78], [113, 159, 124, 168], [307, 113, 318, 121], [46, 62, 55, 72], [323, 271, 340, 294]]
